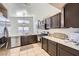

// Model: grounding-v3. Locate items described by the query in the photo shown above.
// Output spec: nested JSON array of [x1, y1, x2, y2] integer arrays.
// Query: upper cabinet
[[45, 17, 51, 29], [64, 3, 79, 28], [38, 3, 79, 29], [38, 13, 61, 30], [51, 13, 61, 28], [45, 13, 61, 29], [0, 4, 7, 18]]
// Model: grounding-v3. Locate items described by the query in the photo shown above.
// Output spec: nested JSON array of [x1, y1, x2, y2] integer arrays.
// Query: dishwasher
[[11, 36, 20, 48]]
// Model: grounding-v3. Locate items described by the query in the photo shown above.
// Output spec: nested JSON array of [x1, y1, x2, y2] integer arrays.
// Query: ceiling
[[49, 3, 66, 10], [22, 3, 66, 10], [3, 3, 63, 18]]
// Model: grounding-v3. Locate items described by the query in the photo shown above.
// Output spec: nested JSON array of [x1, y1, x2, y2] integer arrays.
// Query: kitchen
[[0, 3, 79, 56]]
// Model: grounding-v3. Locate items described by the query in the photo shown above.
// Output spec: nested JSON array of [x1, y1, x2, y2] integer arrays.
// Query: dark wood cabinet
[[48, 40, 57, 56], [58, 44, 79, 56], [42, 38, 57, 56], [51, 13, 61, 28], [6, 35, 38, 48], [21, 35, 38, 46], [28, 35, 38, 44], [42, 37, 79, 56], [38, 13, 61, 30], [58, 47, 74, 56], [64, 3, 79, 28], [21, 36, 29, 46], [42, 37, 48, 52], [45, 13, 61, 29], [45, 18, 52, 29]]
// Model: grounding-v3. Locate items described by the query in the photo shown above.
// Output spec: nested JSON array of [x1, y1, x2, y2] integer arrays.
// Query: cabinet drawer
[[48, 40, 57, 56], [21, 36, 29, 46], [48, 42, 56, 52], [48, 46, 56, 56], [48, 48, 56, 56], [28, 35, 37, 44], [58, 44, 79, 56], [21, 35, 37, 46], [58, 48, 74, 56], [42, 38, 48, 52], [48, 40, 56, 46]]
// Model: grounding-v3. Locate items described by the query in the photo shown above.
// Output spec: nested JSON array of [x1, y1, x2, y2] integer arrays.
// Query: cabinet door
[[28, 35, 38, 44], [21, 35, 38, 46], [58, 44, 79, 56], [42, 38, 48, 52], [21, 36, 29, 46], [45, 18, 51, 29], [51, 13, 61, 28], [64, 4, 79, 28], [48, 40, 57, 56], [58, 48, 74, 56]]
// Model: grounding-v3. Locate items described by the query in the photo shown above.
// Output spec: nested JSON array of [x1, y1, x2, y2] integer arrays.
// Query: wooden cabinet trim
[[42, 37, 79, 56]]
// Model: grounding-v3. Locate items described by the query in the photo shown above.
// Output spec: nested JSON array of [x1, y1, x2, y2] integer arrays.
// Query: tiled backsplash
[[38, 28, 79, 42], [38, 28, 79, 35], [48, 28, 79, 34]]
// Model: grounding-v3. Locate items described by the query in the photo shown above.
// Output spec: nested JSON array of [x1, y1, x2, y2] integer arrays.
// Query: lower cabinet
[[48, 40, 57, 56], [42, 37, 48, 52], [42, 37, 79, 56], [21, 36, 29, 46], [21, 35, 38, 46], [58, 44, 79, 56], [42, 37, 57, 56], [7, 35, 38, 48], [58, 48, 74, 56], [28, 35, 38, 44]]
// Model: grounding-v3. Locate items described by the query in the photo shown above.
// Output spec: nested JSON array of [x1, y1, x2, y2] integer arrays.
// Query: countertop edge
[[43, 36, 79, 51]]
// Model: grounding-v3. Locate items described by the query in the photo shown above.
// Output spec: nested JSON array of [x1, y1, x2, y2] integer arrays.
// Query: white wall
[[2, 3, 34, 36], [26, 3, 61, 20], [26, 3, 61, 33], [3, 3, 29, 17], [2, 3, 61, 36]]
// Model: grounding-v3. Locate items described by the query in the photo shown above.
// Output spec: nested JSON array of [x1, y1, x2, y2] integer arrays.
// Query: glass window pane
[[24, 27, 29, 31], [6, 19, 10, 22], [24, 20, 30, 24], [18, 27, 23, 32], [18, 27, 23, 30], [18, 27, 29, 33], [18, 20, 24, 23], [24, 27, 29, 33], [18, 20, 30, 24]]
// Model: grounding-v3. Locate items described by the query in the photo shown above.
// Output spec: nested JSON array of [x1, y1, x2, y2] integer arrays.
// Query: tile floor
[[0, 43, 49, 56]]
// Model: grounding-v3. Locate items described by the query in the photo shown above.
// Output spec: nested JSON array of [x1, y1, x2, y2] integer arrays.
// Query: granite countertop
[[43, 36, 79, 51], [9, 33, 40, 37]]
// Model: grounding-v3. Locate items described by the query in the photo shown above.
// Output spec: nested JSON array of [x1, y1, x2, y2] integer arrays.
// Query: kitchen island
[[42, 36, 79, 56], [7, 34, 38, 49]]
